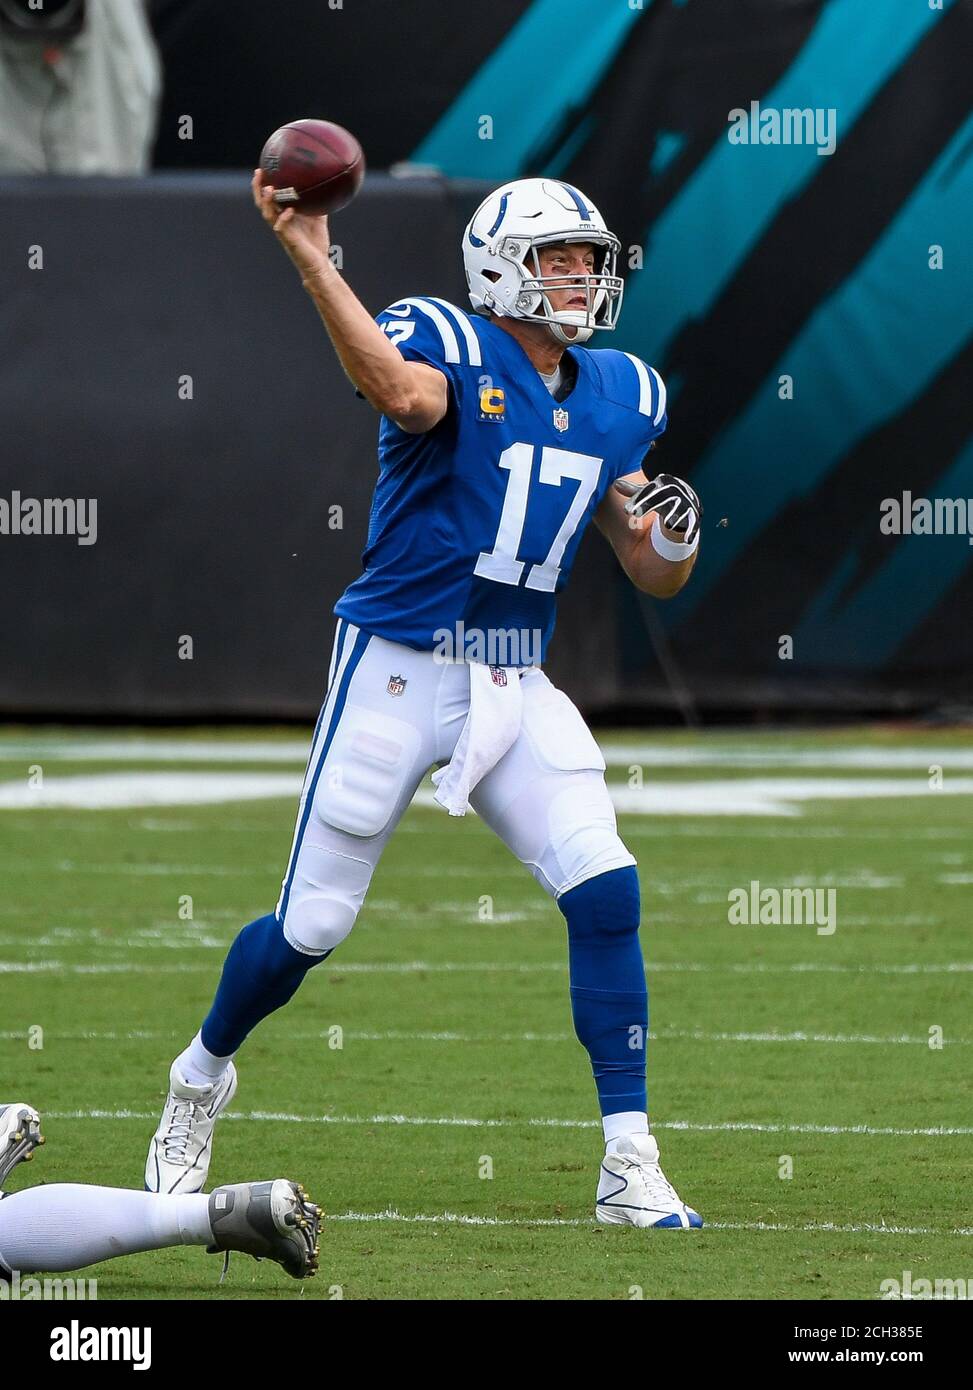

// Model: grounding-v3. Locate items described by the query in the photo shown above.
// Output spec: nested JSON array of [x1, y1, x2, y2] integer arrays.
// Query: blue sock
[[558, 866, 648, 1117], [200, 915, 329, 1057]]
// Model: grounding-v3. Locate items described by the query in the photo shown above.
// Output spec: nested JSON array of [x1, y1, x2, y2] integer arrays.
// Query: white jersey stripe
[[427, 297, 483, 367], [393, 297, 461, 364], [622, 351, 653, 417], [649, 366, 667, 426], [326, 616, 343, 692]]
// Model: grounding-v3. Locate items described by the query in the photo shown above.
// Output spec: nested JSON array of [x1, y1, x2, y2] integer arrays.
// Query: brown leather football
[[259, 119, 365, 215]]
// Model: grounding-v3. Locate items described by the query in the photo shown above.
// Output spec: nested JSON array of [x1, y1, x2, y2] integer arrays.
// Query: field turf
[[1, 725, 971, 1300]]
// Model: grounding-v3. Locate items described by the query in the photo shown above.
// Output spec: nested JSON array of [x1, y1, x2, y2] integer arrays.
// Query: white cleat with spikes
[[596, 1133, 703, 1228], [144, 1059, 237, 1194]]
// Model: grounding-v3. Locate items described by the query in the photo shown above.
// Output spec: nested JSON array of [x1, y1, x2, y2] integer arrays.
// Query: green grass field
[[2, 725, 971, 1300]]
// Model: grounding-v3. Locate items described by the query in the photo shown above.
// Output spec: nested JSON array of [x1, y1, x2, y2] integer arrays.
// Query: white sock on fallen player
[[0, 1184, 212, 1274], [178, 1031, 233, 1088], [603, 1111, 650, 1152]]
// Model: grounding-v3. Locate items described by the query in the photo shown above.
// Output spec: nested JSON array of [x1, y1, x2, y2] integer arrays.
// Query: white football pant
[[276, 620, 635, 955]]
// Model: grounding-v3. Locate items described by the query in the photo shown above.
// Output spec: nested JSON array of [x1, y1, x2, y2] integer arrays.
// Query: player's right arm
[[252, 171, 447, 434]]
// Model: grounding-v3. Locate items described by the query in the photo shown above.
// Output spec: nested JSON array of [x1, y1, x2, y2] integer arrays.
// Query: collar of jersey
[[478, 314, 588, 414]]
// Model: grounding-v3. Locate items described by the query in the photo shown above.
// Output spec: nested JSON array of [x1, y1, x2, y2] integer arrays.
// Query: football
[[258, 118, 365, 215]]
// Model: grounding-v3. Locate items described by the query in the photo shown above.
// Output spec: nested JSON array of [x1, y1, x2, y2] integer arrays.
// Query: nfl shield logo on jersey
[[489, 666, 507, 687], [553, 407, 569, 432], [387, 674, 407, 697]]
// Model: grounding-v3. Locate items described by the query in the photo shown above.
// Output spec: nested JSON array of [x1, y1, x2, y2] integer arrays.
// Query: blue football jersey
[[334, 296, 668, 665]]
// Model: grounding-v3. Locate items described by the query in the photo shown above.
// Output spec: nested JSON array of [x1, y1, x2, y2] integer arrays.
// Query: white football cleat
[[144, 1060, 237, 1194], [596, 1133, 703, 1228], [0, 1103, 44, 1189]]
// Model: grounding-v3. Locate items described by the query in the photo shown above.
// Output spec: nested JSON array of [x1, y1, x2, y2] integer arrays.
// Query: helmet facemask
[[502, 232, 624, 344]]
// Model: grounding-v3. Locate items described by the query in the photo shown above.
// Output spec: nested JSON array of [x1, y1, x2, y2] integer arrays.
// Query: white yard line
[[43, 1109, 973, 1137], [582, 778, 973, 817], [3, 769, 973, 816], [3, 737, 973, 772], [4, 1027, 969, 1046], [0, 738, 312, 763], [0, 772, 302, 810], [3, 959, 972, 976], [326, 1208, 973, 1237], [602, 745, 973, 772]]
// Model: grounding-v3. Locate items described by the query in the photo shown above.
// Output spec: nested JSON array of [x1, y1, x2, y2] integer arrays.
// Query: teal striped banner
[[618, 0, 956, 364], [412, 0, 648, 179]]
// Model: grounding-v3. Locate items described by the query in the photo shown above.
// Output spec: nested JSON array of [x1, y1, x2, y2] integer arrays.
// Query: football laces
[[162, 1100, 196, 1160]]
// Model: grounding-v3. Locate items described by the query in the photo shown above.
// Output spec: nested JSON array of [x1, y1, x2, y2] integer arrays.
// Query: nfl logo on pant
[[387, 674, 407, 696], [489, 666, 507, 686]]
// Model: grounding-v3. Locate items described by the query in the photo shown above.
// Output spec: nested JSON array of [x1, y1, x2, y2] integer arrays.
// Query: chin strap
[[549, 319, 594, 345]]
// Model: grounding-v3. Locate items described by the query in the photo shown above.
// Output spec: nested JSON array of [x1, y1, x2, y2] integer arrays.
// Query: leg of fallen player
[[0, 1104, 320, 1280], [0, 1180, 320, 1280], [0, 1182, 215, 1272]]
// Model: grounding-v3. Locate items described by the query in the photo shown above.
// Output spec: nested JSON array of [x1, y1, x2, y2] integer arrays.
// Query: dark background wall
[[0, 176, 490, 717], [147, 0, 533, 174]]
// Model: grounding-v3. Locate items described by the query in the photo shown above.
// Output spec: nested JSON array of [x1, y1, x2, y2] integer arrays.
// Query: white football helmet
[[463, 178, 624, 344]]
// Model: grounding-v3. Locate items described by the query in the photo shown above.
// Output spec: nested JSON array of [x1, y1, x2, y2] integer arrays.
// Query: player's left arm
[[595, 470, 700, 599]]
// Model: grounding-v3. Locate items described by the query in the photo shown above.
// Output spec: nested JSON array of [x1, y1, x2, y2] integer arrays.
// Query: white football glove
[[614, 472, 702, 545]]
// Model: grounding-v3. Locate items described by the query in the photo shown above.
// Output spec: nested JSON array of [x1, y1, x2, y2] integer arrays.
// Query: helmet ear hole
[[482, 270, 502, 283], [517, 288, 543, 315]]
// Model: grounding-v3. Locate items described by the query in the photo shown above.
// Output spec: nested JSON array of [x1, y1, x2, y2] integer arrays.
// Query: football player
[[145, 176, 703, 1229], [0, 1103, 319, 1279]]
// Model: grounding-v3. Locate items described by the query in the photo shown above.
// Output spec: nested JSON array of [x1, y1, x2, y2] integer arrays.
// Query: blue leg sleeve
[[558, 866, 648, 1117], [200, 914, 329, 1057]]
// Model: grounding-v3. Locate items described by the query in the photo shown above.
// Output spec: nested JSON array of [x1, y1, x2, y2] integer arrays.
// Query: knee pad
[[558, 864, 642, 944], [544, 773, 635, 896], [518, 678, 635, 897], [282, 844, 373, 954], [314, 703, 422, 838]]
